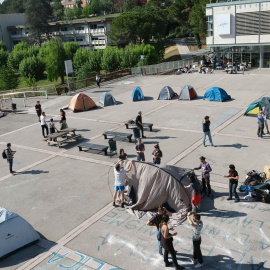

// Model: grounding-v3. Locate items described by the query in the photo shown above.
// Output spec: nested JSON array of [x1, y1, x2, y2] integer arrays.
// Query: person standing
[[194, 156, 212, 197], [49, 118, 58, 134], [96, 74, 101, 88], [35, 101, 42, 122], [152, 144, 162, 165], [135, 139, 145, 161], [160, 214, 185, 269], [224, 164, 240, 202], [187, 211, 203, 268], [262, 107, 269, 135], [118, 149, 127, 161], [59, 109, 68, 130], [5, 143, 16, 175], [136, 111, 146, 138], [184, 174, 201, 212], [113, 160, 133, 208], [202, 116, 215, 147], [40, 112, 49, 138], [257, 111, 264, 138], [146, 206, 172, 256]]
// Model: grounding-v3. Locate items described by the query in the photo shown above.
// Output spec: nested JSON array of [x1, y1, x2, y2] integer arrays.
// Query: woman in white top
[[40, 112, 48, 138]]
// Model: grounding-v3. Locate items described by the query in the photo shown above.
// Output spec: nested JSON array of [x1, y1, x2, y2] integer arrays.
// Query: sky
[[0, 0, 4, 4]]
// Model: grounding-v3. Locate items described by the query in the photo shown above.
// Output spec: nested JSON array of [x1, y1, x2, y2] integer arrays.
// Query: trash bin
[[64, 87, 69, 95], [133, 128, 140, 143], [108, 139, 117, 157], [11, 103, 17, 113]]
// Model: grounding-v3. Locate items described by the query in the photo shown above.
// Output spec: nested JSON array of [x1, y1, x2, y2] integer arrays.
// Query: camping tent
[[132, 87, 144, 101], [179, 85, 197, 100], [204, 87, 230, 102], [99, 92, 117, 106], [244, 97, 270, 116], [0, 207, 40, 259], [120, 161, 200, 226], [158, 86, 177, 100], [68, 93, 97, 112]]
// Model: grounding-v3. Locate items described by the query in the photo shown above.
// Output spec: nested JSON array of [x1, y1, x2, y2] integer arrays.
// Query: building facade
[[61, 0, 90, 9], [7, 17, 113, 50], [206, 0, 270, 68]]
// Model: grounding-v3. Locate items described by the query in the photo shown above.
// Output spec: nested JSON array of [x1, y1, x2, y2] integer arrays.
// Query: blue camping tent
[[204, 87, 230, 102], [132, 87, 144, 101]]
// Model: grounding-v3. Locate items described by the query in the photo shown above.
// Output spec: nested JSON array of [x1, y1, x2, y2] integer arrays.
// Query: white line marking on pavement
[[0, 122, 40, 138]]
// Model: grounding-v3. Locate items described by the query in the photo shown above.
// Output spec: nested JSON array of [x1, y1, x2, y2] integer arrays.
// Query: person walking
[[202, 116, 215, 147], [224, 164, 240, 202], [152, 144, 162, 165], [35, 101, 42, 122], [146, 206, 172, 256], [5, 143, 16, 175], [257, 111, 264, 138], [160, 214, 185, 270], [59, 109, 68, 130], [194, 156, 212, 197], [135, 139, 145, 161], [40, 112, 49, 138], [113, 160, 133, 208], [262, 107, 269, 135], [118, 149, 127, 161], [96, 74, 101, 88], [187, 211, 204, 268], [136, 111, 146, 138], [184, 174, 201, 212]]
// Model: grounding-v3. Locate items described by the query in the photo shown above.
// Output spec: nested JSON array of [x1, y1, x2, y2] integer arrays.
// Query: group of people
[[35, 101, 68, 138], [198, 67, 213, 74], [257, 107, 269, 138], [177, 66, 193, 74]]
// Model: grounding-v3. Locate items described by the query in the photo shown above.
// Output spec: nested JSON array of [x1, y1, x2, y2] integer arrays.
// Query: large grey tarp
[[120, 161, 200, 226], [99, 92, 117, 106], [158, 86, 177, 100], [0, 207, 40, 258]]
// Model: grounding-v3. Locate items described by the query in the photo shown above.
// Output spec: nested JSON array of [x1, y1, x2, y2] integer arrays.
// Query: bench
[[125, 122, 153, 132], [103, 131, 132, 143], [78, 143, 108, 155], [57, 134, 82, 147]]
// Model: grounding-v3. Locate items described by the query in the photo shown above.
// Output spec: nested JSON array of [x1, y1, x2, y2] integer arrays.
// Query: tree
[[0, 41, 7, 51], [90, 0, 101, 15], [75, 0, 83, 8], [73, 48, 91, 71], [123, 0, 133, 12], [12, 41, 28, 52], [100, 0, 112, 14], [101, 46, 120, 72], [19, 56, 45, 81], [7, 50, 29, 71], [0, 0, 27, 14], [63, 42, 80, 61], [73, 6, 82, 18], [0, 50, 9, 67], [0, 66, 19, 90], [65, 7, 74, 20], [28, 46, 40, 57], [45, 38, 66, 83], [52, 0, 64, 20], [25, 0, 52, 45]]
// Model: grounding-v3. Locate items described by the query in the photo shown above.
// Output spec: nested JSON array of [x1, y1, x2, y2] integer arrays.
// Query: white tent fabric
[[0, 207, 40, 258]]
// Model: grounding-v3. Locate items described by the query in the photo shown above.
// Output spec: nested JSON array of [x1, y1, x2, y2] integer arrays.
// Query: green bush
[[0, 49, 9, 67], [19, 56, 45, 81], [0, 66, 19, 90]]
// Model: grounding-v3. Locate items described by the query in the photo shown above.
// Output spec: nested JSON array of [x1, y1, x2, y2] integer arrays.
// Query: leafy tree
[[100, 0, 113, 14], [12, 41, 28, 52], [7, 50, 29, 71], [25, 0, 52, 45], [88, 49, 103, 72], [90, 0, 101, 15], [19, 56, 45, 81], [101, 46, 120, 72], [0, 66, 19, 90], [82, 4, 91, 17], [45, 38, 66, 83], [73, 6, 82, 18], [73, 48, 91, 71], [52, 0, 64, 20], [0, 41, 7, 51], [0, 0, 27, 14], [65, 7, 74, 20], [28, 46, 40, 57], [123, 0, 132, 12], [77, 64, 94, 80], [24, 76, 37, 87], [0, 49, 9, 67], [75, 0, 83, 8], [63, 42, 80, 61]]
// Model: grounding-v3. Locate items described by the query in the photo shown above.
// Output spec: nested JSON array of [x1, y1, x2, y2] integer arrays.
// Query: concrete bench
[[57, 134, 82, 147], [125, 122, 153, 132], [78, 143, 108, 156], [103, 131, 132, 143]]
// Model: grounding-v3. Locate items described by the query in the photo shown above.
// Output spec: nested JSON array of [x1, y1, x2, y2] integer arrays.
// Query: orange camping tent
[[68, 93, 97, 112]]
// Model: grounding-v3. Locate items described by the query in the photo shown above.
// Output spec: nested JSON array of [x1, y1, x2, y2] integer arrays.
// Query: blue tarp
[[132, 87, 144, 101], [204, 87, 230, 102]]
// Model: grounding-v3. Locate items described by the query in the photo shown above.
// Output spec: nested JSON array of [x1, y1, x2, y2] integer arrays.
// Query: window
[[207, 16, 213, 37], [61, 27, 68, 31], [76, 38, 84, 42], [90, 24, 97, 29], [11, 31, 17, 35], [75, 26, 84, 30], [236, 12, 260, 36]]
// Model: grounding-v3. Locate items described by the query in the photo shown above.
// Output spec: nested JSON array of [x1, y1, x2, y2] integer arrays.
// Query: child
[[49, 118, 58, 134]]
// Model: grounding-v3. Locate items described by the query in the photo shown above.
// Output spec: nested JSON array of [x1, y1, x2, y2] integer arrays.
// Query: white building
[[206, 0, 270, 68], [5, 15, 113, 51]]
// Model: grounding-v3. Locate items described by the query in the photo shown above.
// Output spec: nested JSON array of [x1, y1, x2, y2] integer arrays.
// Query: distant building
[[61, 0, 90, 9], [0, 14, 25, 51], [7, 16, 114, 50], [206, 0, 270, 68]]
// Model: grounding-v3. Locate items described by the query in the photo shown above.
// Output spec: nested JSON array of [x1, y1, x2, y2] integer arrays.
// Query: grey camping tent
[[119, 161, 200, 226], [179, 85, 198, 100], [0, 207, 40, 258], [158, 86, 177, 100], [99, 92, 117, 106]]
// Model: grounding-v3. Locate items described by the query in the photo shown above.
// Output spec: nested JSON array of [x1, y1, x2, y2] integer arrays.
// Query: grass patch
[[161, 41, 181, 62]]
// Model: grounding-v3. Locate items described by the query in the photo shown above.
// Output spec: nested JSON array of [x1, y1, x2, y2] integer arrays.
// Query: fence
[[131, 57, 195, 75], [57, 68, 132, 95]]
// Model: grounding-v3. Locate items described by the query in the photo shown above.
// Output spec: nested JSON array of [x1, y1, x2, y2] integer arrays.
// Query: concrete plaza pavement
[[0, 69, 270, 270]]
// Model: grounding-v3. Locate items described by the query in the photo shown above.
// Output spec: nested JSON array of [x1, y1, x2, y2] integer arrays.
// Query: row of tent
[[68, 86, 232, 112]]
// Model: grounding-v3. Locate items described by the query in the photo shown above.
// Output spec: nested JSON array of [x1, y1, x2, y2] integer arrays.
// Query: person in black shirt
[[152, 144, 163, 164], [35, 101, 42, 122], [118, 149, 127, 161], [135, 139, 145, 161], [224, 164, 240, 202], [202, 116, 215, 147], [136, 111, 146, 138]]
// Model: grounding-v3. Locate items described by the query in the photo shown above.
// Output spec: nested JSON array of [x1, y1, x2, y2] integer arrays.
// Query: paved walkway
[[174, 38, 191, 59]]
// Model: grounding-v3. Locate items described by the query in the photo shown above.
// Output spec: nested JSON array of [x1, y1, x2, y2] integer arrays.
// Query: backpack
[[2, 149, 7, 159]]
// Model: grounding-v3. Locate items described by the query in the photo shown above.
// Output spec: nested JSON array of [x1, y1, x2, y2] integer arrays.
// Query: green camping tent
[[244, 97, 270, 116]]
